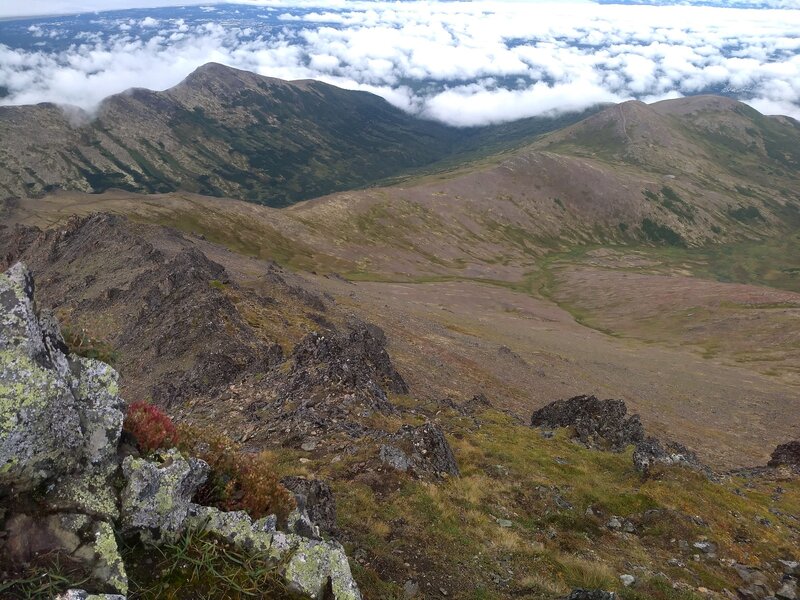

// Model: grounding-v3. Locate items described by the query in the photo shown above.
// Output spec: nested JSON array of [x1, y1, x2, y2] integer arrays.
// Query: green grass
[[122, 528, 302, 600], [321, 406, 800, 598], [0, 557, 90, 600], [61, 324, 119, 365]]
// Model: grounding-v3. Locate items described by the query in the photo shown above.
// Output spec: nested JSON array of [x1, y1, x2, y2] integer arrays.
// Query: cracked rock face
[[1, 263, 129, 595], [530, 395, 645, 451]]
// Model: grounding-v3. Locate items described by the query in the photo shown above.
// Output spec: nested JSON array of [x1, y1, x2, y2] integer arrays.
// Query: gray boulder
[[777, 579, 797, 600], [120, 448, 209, 540], [380, 422, 459, 478], [530, 395, 644, 451]]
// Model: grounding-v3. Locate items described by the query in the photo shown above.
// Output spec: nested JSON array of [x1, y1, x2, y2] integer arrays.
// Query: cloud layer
[[0, 1, 799, 126]]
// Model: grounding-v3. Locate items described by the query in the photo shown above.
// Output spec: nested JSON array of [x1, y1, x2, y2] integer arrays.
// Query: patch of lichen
[[0, 350, 52, 432], [92, 521, 128, 594]]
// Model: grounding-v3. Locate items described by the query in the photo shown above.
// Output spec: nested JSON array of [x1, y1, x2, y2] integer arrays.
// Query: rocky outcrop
[[1, 262, 128, 595], [0, 214, 285, 406], [379, 422, 460, 479], [246, 318, 410, 447], [0, 263, 363, 600], [281, 476, 338, 535], [768, 441, 800, 469], [290, 318, 408, 398], [531, 395, 645, 450], [632, 436, 703, 475]]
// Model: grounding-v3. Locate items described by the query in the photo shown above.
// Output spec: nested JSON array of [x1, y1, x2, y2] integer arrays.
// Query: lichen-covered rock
[[530, 395, 645, 451], [120, 448, 209, 539], [379, 422, 459, 479], [186, 504, 362, 599], [0, 262, 124, 494], [278, 533, 362, 600]]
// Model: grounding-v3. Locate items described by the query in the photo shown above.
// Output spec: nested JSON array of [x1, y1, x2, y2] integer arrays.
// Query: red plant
[[124, 401, 179, 454]]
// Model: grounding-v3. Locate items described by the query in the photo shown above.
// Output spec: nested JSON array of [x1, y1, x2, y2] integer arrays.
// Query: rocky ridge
[[0, 262, 362, 599]]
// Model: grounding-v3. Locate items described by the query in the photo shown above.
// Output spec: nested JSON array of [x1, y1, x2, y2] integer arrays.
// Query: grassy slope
[[273, 401, 800, 599]]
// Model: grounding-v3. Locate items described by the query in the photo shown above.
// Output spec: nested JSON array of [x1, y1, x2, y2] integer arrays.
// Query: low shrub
[[178, 424, 296, 521], [123, 401, 179, 454], [61, 325, 118, 365]]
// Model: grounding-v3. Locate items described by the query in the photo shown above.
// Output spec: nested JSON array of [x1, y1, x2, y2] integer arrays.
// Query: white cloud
[[0, 1, 798, 125]]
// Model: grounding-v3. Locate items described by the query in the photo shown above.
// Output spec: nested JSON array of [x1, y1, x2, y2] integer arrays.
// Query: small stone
[[404, 579, 419, 598], [693, 541, 716, 555], [620, 574, 636, 587], [301, 441, 318, 452], [777, 580, 797, 600], [607, 517, 622, 530], [623, 521, 636, 534], [496, 518, 513, 528], [668, 558, 685, 568], [779, 561, 799, 575]]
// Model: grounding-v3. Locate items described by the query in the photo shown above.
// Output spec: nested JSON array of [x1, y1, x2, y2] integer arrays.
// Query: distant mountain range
[[1, 62, 799, 255], [0, 62, 592, 207]]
